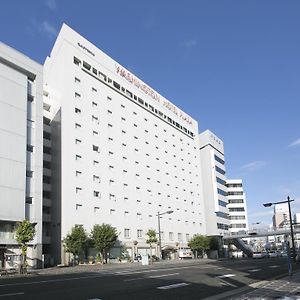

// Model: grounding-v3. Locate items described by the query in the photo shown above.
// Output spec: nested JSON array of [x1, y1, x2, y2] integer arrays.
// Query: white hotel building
[[44, 24, 207, 264]]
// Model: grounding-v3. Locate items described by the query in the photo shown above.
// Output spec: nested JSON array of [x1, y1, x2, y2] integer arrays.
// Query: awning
[[161, 245, 176, 251]]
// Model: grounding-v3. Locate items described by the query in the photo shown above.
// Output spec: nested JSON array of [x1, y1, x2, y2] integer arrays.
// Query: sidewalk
[[230, 270, 300, 300]]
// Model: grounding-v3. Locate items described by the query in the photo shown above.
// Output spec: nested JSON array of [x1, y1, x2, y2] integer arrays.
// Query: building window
[[93, 145, 99, 152], [76, 170, 82, 177], [76, 204, 82, 210], [94, 191, 100, 198], [93, 175, 100, 182], [75, 123, 81, 129], [94, 206, 100, 212], [124, 228, 130, 239], [76, 187, 82, 193], [109, 194, 116, 201], [178, 233, 182, 242], [75, 139, 82, 144], [217, 188, 227, 196], [26, 170, 33, 178], [214, 155, 225, 165], [169, 232, 174, 241], [137, 229, 143, 239], [75, 154, 82, 160], [26, 197, 33, 204], [74, 57, 81, 66], [27, 145, 34, 152], [75, 92, 81, 99], [110, 209, 116, 215], [137, 213, 142, 220]]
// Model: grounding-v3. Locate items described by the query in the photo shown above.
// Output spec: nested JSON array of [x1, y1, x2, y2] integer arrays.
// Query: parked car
[[252, 251, 268, 259]]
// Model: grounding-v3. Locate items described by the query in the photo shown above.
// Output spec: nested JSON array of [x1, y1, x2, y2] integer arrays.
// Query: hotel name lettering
[[115, 64, 192, 125]]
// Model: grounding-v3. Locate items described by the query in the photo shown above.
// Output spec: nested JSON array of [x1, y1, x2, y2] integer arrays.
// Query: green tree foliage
[[208, 236, 219, 251], [15, 220, 36, 274], [90, 223, 118, 263], [188, 234, 211, 257], [146, 229, 158, 262], [64, 225, 87, 263]]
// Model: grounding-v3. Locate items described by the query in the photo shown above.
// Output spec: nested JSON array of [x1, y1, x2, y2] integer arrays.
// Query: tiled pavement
[[230, 270, 300, 300]]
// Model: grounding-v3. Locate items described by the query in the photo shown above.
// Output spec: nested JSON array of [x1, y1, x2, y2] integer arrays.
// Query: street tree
[[64, 225, 88, 264], [90, 223, 118, 263], [15, 220, 36, 274], [188, 234, 210, 258], [146, 229, 158, 263]]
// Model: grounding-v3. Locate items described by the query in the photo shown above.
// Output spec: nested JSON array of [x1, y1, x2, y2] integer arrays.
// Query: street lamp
[[157, 210, 174, 260], [263, 196, 295, 261]]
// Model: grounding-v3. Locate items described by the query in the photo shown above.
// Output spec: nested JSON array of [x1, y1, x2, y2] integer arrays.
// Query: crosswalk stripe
[[157, 283, 190, 290]]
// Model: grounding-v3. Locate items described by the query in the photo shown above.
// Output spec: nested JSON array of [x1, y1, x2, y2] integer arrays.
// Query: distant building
[[199, 130, 229, 236], [273, 203, 289, 228], [226, 179, 249, 235]]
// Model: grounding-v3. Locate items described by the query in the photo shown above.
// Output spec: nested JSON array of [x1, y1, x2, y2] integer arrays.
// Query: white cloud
[[288, 138, 300, 147], [241, 161, 267, 172], [182, 39, 197, 48], [45, 0, 56, 10], [41, 21, 57, 38]]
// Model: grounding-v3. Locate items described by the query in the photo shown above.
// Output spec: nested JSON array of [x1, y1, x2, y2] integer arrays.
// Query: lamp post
[[263, 196, 295, 261], [157, 210, 173, 260]]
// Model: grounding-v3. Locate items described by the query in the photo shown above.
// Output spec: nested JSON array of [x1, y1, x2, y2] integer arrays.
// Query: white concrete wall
[[0, 42, 43, 266]]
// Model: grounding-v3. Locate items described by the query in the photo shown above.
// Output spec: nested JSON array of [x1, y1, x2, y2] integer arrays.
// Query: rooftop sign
[[115, 64, 192, 125]]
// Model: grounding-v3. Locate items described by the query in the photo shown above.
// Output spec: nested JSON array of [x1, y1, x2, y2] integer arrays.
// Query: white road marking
[[248, 269, 261, 272], [217, 274, 236, 278], [124, 272, 179, 281], [219, 279, 237, 288], [0, 292, 24, 297], [269, 265, 280, 268], [149, 273, 179, 278], [157, 282, 191, 290]]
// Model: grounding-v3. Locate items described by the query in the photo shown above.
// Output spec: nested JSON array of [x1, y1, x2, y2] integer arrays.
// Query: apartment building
[[43, 24, 207, 264], [199, 130, 230, 236], [226, 179, 249, 235], [0, 42, 43, 268], [273, 203, 289, 228]]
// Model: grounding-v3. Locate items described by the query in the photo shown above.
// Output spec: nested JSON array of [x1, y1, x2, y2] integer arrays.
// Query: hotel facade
[[0, 24, 248, 267]]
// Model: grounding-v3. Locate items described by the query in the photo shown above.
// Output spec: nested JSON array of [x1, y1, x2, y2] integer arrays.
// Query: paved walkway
[[230, 270, 300, 300]]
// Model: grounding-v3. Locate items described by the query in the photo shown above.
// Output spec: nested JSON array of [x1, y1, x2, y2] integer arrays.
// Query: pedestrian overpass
[[222, 226, 300, 258], [223, 226, 300, 240]]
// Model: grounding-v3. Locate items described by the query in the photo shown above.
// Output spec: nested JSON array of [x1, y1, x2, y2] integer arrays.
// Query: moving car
[[252, 251, 268, 259], [268, 250, 281, 258]]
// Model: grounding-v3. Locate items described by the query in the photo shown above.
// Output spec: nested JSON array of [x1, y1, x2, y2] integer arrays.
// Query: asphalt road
[[0, 257, 296, 300]]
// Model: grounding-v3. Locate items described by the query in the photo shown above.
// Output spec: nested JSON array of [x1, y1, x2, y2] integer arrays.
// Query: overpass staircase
[[229, 238, 253, 258]]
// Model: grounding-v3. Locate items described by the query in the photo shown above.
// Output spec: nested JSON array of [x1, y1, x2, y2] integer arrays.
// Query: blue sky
[[1, 0, 299, 226]]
